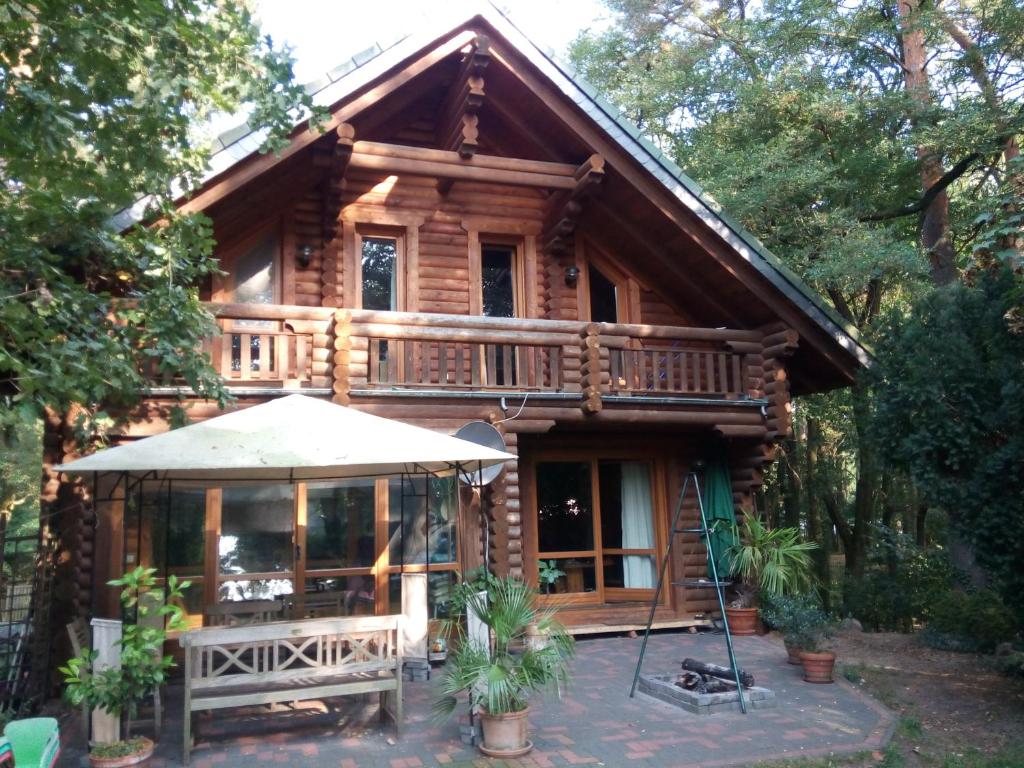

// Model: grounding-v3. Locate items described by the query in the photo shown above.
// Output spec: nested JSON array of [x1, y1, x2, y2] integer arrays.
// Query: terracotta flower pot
[[478, 707, 532, 758], [724, 606, 758, 636], [784, 640, 804, 665], [89, 737, 155, 768], [799, 650, 836, 683]]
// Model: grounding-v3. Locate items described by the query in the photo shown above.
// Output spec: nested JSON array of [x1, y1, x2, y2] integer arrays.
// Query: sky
[[253, 0, 613, 84]]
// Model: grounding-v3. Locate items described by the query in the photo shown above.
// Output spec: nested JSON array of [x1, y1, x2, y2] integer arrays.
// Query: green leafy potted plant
[[760, 591, 827, 664], [725, 515, 817, 635], [528, 560, 566, 650], [434, 577, 574, 758], [788, 606, 836, 683], [61, 567, 189, 767]]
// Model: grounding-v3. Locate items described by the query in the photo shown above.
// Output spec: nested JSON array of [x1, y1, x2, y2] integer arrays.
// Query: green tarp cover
[[703, 459, 737, 579]]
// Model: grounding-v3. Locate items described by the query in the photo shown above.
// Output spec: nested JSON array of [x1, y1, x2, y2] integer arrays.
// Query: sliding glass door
[[533, 457, 661, 605]]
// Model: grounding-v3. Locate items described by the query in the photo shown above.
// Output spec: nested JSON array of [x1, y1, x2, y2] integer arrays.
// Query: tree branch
[[860, 151, 980, 221]]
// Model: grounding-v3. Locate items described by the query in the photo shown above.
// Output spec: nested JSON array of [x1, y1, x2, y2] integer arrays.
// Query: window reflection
[[388, 476, 457, 566]]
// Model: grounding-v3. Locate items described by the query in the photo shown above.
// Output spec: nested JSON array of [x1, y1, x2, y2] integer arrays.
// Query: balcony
[[182, 304, 782, 425]]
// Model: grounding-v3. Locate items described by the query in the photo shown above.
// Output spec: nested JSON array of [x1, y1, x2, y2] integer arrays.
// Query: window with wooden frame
[[355, 229, 405, 312], [127, 476, 462, 627], [531, 454, 665, 606], [576, 240, 637, 325]]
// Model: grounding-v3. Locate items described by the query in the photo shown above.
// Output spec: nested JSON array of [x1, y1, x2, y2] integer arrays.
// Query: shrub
[[996, 651, 1024, 679], [844, 526, 957, 632], [921, 589, 1017, 653]]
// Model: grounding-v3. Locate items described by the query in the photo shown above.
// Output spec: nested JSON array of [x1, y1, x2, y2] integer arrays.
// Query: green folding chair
[[3, 717, 60, 768]]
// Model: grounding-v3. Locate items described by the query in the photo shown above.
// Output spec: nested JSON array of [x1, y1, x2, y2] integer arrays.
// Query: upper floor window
[[232, 232, 278, 306], [359, 234, 401, 311], [482, 244, 517, 318], [588, 264, 618, 323]]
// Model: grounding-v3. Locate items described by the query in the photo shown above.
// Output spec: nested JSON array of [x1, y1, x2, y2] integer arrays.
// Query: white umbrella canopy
[[56, 394, 514, 483]]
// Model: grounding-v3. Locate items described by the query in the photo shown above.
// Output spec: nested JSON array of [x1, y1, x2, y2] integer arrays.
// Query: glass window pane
[[220, 485, 293, 577], [603, 555, 656, 590], [233, 234, 276, 306], [303, 576, 375, 617], [536, 461, 593, 553], [362, 237, 397, 311], [387, 571, 457, 618], [219, 578, 293, 603], [306, 480, 376, 571], [388, 477, 458, 565], [544, 557, 597, 594], [482, 246, 515, 317], [599, 461, 654, 551], [132, 486, 206, 577], [589, 265, 617, 323]]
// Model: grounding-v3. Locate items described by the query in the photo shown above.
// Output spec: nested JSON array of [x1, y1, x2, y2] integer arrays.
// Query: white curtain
[[621, 462, 655, 588]]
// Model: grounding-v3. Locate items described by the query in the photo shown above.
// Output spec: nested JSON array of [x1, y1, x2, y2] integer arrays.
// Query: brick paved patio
[[64, 631, 894, 767]]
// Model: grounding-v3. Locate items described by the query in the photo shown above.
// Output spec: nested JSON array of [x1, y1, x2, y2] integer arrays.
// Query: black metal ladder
[[628, 467, 747, 713]]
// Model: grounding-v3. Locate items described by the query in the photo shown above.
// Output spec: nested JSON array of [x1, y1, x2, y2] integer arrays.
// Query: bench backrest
[[180, 615, 402, 690]]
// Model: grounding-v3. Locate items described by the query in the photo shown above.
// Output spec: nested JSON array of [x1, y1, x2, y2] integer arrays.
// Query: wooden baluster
[[503, 344, 514, 387], [609, 348, 620, 393], [637, 349, 648, 391], [296, 335, 309, 383], [666, 350, 676, 391], [276, 333, 288, 381], [403, 339, 414, 385], [438, 342, 448, 385], [717, 352, 729, 395], [471, 344, 481, 386], [421, 341, 432, 385], [369, 339, 380, 384], [623, 348, 635, 391], [486, 344, 497, 386], [455, 344, 465, 386], [679, 351, 689, 393], [240, 334, 252, 380], [533, 346, 543, 389], [704, 351, 715, 392], [550, 346, 562, 391], [731, 353, 742, 396], [221, 330, 233, 379]]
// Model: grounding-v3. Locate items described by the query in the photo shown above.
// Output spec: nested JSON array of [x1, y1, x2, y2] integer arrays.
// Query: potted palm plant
[[724, 516, 817, 635], [61, 567, 189, 767], [434, 577, 574, 758]]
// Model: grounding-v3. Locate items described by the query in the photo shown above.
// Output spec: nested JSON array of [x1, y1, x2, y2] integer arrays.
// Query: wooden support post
[[333, 309, 351, 405], [318, 124, 355, 308], [580, 323, 603, 414]]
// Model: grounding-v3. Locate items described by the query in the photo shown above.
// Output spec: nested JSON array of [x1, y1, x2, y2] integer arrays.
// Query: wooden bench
[[179, 615, 403, 764]]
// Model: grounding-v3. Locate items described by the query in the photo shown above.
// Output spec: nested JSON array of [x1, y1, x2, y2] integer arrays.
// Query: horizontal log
[[208, 303, 334, 321], [347, 310, 587, 334], [593, 322, 762, 343], [349, 152, 577, 190], [349, 324, 574, 346], [352, 141, 578, 177]]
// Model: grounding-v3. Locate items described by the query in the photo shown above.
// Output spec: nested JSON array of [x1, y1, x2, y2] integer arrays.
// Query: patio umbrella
[[56, 394, 514, 483]]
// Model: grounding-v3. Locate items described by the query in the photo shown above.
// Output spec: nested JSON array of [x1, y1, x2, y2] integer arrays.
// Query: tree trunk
[[780, 437, 802, 530], [898, 0, 957, 286], [915, 500, 928, 547], [804, 415, 832, 607], [847, 381, 878, 577]]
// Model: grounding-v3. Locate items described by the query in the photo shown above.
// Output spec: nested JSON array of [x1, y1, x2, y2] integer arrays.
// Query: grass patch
[[842, 664, 865, 684], [897, 715, 923, 740]]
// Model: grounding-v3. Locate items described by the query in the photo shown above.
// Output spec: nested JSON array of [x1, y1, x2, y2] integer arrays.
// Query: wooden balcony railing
[[191, 305, 772, 410]]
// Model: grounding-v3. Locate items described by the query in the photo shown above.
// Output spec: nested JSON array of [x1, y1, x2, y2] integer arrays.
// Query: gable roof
[[117, 3, 870, 379]]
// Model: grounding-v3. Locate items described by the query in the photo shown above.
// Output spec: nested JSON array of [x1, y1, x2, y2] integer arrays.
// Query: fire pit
[[637, 659, 776, 715]]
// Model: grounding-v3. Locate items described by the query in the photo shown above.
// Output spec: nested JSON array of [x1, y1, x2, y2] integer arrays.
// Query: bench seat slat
[[189, 659, 399, 690], [190, 675, 398, 711]]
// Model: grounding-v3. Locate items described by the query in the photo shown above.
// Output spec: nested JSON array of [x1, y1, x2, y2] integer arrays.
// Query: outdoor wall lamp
[[564, 266, 580, 286], [296, 244, 315, 269]]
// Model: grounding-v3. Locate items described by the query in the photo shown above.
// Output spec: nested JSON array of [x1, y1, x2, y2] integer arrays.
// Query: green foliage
[[871, 270, 1024, 624], [60, 567, 190, 737], [537, 560, 565, 595], [0, 406, 41, 538], [89, 738, 150, 759], [760, 591, 827, 644], [921, 589, 1018, 653], [843, 525, 957, 632], [996, 651, 1024, 679], [434, 577, 574, 718], [726, 516, 817, 606], [0, 0, 322, 431]]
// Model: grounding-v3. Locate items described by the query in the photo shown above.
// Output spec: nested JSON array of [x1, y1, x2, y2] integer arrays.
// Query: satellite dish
[[454, 421, 507, 486]]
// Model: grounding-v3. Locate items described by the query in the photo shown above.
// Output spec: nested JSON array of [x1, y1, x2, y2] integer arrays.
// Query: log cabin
[[43, 6, 869, 637]]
